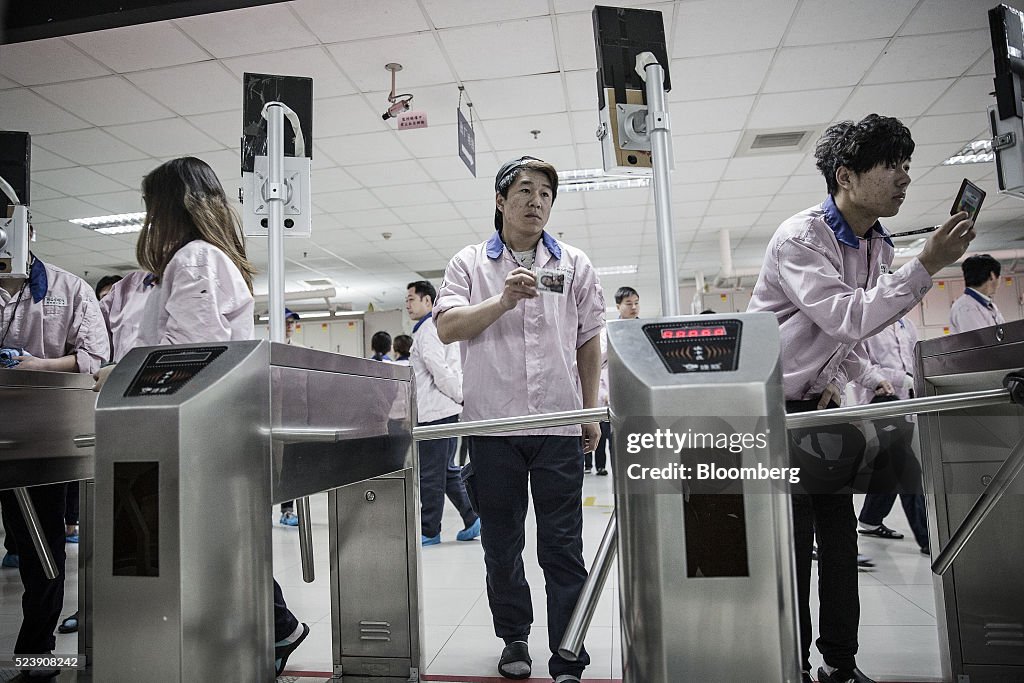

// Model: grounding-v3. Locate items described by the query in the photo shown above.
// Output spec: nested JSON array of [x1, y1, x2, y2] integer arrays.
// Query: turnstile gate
[[917, 320, 1024, 683], [92, 341, 421, 682], [606, 313, 800, 682]]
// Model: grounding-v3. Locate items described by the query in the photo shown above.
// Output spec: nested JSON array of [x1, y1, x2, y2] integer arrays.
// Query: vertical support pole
[[265, 101, 315, 583], [644, 62, 679, 317]]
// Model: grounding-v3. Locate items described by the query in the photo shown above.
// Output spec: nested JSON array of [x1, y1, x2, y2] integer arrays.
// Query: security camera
[[382, 99, 410, 121]]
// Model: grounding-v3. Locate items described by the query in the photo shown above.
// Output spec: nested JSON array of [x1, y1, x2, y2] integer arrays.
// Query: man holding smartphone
[[748, 114, 976, 683]]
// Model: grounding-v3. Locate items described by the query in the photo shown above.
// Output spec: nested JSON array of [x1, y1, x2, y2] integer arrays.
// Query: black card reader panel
[[642, 320, 742, 373], [125, 346, 227, 397]]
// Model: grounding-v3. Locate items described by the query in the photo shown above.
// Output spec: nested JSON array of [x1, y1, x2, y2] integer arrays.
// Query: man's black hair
[[371, 331, 392, 355], [493, 157, 559, 231], [814, 114, 915, 195], [406, 280, 437, 302], [95, 274, 123, 297], [614, 286, 639, 304], [962, 254, 1001, 287]]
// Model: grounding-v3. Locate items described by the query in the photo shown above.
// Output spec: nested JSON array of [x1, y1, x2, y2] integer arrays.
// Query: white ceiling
[[1, 0, 1020, 313]]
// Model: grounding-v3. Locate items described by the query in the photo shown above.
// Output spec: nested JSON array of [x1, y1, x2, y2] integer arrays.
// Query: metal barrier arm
[[932, 371, 1024, 576], [558, 512, 617, 661], [13, 487, 59, 580], [784, 388, 1011, 430], [412, 407, 609, 441]]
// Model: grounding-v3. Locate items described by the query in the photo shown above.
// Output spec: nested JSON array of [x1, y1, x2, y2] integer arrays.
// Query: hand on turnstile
[[874, 379, 895, 396], [93, 364, 116, 392], [816, 383, 842, 410], [581, 421, 600, 454]]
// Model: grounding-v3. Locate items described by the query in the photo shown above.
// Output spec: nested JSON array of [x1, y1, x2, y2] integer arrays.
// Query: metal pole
[[644, 61, 679, 317], [932, 430, 1024, 575], [13, 487, 59, 580], [784, 388, 1010, 430], [412, 407, 609, 442], [558, 512, 617, 661], [265, 101, 315, 583]]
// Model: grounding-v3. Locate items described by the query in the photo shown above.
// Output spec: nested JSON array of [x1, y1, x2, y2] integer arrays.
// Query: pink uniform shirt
[[949, 289, 1005, 333], [100, 271, 154, 362], [136, 240, 254, 347], [434, 231, 605, 436], [748, 197, 933, 401], [0, 259, 108, 374], [852, 318, 918, 405]]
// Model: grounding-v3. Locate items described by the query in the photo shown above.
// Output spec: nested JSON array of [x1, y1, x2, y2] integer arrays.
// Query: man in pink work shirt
[[748, 114, 975, 683], [949, 254, 1005, 333], [434, 156, 604, 683], [0, 244, 108, 678]]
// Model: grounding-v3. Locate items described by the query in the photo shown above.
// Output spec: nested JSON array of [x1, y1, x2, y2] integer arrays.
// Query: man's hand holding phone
[[918, 211, 975, 275]]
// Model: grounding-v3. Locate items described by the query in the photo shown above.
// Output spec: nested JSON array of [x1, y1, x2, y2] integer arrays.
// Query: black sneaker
[[817, 666, 876, 683], [275, 623, 309, 676], [858, 523, 903, 540]]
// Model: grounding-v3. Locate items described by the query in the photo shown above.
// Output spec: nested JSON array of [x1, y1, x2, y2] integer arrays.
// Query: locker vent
[[985, 622, 1024, 647]]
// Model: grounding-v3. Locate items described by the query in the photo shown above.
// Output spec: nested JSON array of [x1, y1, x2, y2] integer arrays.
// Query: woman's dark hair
[[137, 157, 257, 292], [95, 274, 123, 297], [393, 334, 413, 357], [962, 254, 1001, 287], [371, 331, 392, 355], [814, 114, 915, 195]]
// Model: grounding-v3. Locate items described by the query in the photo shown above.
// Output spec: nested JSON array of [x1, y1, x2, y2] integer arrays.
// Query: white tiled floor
[[0, 479, 946, 682]]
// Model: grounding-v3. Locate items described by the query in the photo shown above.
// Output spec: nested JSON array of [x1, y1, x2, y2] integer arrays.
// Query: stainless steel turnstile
[[606, 313, 799, 682], [917, 320, 1024, 683], [91, 341, 421, 682]]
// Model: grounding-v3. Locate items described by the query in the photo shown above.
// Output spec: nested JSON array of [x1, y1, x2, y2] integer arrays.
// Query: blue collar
[[485, 230, 562, 261], [143, 273, 157, 289], [413, 312, 431, 333], [964, 288, 993, 309], [821, 195, 893, 248], [28, 257, 48, 303]]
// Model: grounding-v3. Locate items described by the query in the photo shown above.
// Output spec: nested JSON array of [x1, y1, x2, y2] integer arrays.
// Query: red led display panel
[[660, 326, 727, 340]]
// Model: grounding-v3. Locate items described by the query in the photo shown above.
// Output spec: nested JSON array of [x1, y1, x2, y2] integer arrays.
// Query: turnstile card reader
[[608, 313, 799, 682], [92, 341, 421, 682]]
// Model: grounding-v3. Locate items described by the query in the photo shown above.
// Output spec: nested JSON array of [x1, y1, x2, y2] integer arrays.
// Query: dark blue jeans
[[468, 435, 591, 679], [274, 580, 298, 641], [418, 414, 476, 538]]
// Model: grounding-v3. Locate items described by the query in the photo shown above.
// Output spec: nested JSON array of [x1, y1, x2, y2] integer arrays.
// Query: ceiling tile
[[706, 196, 771, 216], [967, 49, 995, 77], [315, 95, 390, 137], [313, 189, 385, 213], [838, 79, 954, 120], [33, 167, 127, 196], [673, 0, 798, 58], [310, 167, 362, 192], [0, 75, 20, 89], [764, 42, 888, 93], [188, 111, 244, 148], [0, 38, 110, 85], [78, 190, 145, 214], [865, 31, 990, 84], [423, 0, 549, 29], [715, 177, 786, 199], [563, 70, 600, 113], [397, 124, 480, 160], [784, 0, 916, 46], [67, 22, 209, 73], [126, 62, 240, 116], [369, 183, 449, 207], [290, 0, 430, 43], [327, 34, 454, 91], [29, 183, 64, 200], [28, 146, 75, 171], [105, 119, 223, 157], [670, 50, 774, 102], [29, 196, 109, 221], [34, 129, 150, 165], [484, 113, 572, 152], [747, 88, 853, 129], [556, 12, 598, 73], [318, 130, 410, 165], [700, 212, 763, 229], [336, 207, 403, 228], [910, 112, 989, 145], [181, 149, 242, 184], [222, 47, 356, 99], [348, 159, 433, 186], [0, 89, 89, 134], [91, 159, 161, 187], [722, 154, 803, 181], [440, 18, 558, 81], [467, 73, 567, 119], [176, 5, 318, 58], [674, 158, 728, 184], [671, 131, 742, 161], [33, 77, 175, 127], [902, 0, 992, 36], [926, 75, 997, 116], [779, 174, 825, 195], [671, 96, 755, 134], [392, 203, 462, 223]]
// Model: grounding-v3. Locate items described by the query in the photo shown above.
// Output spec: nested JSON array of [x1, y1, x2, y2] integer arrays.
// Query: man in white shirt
[[950, 254, 1005, 333], [406, 280, 479, 546]]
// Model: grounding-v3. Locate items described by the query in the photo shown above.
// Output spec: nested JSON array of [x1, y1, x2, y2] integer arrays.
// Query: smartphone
[[951, 178, 986, 222]]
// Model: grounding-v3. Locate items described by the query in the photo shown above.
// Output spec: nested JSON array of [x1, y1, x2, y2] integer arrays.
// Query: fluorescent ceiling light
[[70, 212, 146, 235], [594, 264, 639, 275], [558, 168, 652, 193], [942, 139, 994, 165]]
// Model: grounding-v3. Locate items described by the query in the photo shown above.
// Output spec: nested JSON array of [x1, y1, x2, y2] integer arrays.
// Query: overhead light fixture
[[942, 139, 994, 165], [594, 264, 639, 275], [558, 168, 651, 193], [70, 212, 146, 235]]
